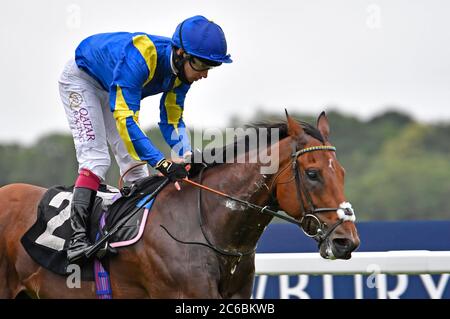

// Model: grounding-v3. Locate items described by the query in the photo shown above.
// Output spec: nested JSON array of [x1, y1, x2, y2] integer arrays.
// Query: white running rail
[[255, 250, 450, 275]]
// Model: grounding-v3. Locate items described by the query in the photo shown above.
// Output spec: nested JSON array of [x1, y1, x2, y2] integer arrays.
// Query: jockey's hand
[[155, 158, 189, 184]]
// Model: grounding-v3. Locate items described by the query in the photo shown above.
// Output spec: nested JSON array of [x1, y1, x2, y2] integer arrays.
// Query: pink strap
[[75, 168, 100, 191]]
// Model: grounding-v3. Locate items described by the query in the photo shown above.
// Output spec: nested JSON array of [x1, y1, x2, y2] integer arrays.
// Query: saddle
[[21, 175, 166, 280]]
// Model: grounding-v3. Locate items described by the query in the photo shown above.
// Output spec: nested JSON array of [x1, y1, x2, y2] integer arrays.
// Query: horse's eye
[[306, 170, 319, 180]]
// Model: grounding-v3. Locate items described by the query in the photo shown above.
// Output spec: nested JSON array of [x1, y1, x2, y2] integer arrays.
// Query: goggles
[[186, 55, 218, 72]]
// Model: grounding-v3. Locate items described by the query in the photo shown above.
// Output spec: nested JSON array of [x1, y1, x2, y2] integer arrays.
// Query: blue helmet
[[172, 15, 232, 64]]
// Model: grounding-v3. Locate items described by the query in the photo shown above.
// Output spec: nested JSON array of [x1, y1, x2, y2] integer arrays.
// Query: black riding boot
[[67, 187, 96, 264]]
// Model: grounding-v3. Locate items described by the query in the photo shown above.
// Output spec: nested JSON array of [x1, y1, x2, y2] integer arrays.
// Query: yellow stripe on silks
[[173, 78, 182, 89], [164, 90, 183, 135], [113, 86, 141, 161], [132, 35, 157, 86], [112, 85, 133, 116]]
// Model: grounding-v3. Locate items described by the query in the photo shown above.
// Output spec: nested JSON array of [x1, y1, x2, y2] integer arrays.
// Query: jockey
[[59, 15, 232, 265]]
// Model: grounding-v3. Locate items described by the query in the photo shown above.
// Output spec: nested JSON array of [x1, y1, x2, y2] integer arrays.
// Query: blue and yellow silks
[[75, 32, 191, 166]]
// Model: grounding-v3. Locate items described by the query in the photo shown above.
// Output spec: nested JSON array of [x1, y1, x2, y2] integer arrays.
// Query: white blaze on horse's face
[[328, 158, 335, 171]]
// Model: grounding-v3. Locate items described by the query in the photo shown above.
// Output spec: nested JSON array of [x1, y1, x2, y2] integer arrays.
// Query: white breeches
[[58, 59, 149, 183]]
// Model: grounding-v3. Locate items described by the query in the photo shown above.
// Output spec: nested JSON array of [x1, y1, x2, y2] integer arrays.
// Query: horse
[[0, 111, 359, 298]]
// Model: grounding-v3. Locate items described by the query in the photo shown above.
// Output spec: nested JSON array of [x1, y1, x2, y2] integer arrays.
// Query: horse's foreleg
[[0, 259, 13, 298], [0, 244, 23, 298]]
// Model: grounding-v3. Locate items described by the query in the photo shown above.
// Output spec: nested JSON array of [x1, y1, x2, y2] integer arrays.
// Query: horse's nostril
[[332, 238, 352, 250]]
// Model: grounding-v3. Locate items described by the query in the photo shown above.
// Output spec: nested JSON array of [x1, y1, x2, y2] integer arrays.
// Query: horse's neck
[[200, 138, 293, 252], [200, 163, 272, 252]]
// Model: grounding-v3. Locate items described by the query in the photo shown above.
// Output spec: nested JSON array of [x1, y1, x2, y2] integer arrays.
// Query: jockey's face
[[183, 59, 209, 83], [176, 48, 209, 83]]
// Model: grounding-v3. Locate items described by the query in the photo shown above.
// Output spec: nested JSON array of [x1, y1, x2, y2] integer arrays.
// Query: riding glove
[[155, 158, 189, 182]]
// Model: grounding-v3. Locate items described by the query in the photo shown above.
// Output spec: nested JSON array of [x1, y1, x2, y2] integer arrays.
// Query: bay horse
[[0, 112, 359, 298]]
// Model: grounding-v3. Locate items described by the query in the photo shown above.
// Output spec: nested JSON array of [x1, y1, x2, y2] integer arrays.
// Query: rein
[[183, 178, 303, 226]]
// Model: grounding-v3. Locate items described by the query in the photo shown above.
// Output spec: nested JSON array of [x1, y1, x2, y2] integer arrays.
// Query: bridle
[[285, 143, 355, 245]]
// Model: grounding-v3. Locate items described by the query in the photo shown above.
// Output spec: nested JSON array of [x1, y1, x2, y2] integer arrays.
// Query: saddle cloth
[[21, 176, 166, 280]]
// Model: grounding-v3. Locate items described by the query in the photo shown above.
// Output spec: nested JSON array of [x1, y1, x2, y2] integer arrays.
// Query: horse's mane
[[246, 121, 324, 144], [189, 120, 324, 177]]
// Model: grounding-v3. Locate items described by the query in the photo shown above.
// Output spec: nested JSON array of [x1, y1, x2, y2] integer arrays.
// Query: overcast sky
[[1, 0, 449, 144]]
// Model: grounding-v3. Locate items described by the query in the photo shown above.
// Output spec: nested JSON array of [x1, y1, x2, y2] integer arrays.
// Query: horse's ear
[[317, 111, 330, 141], [285, 109, 305, 139]]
